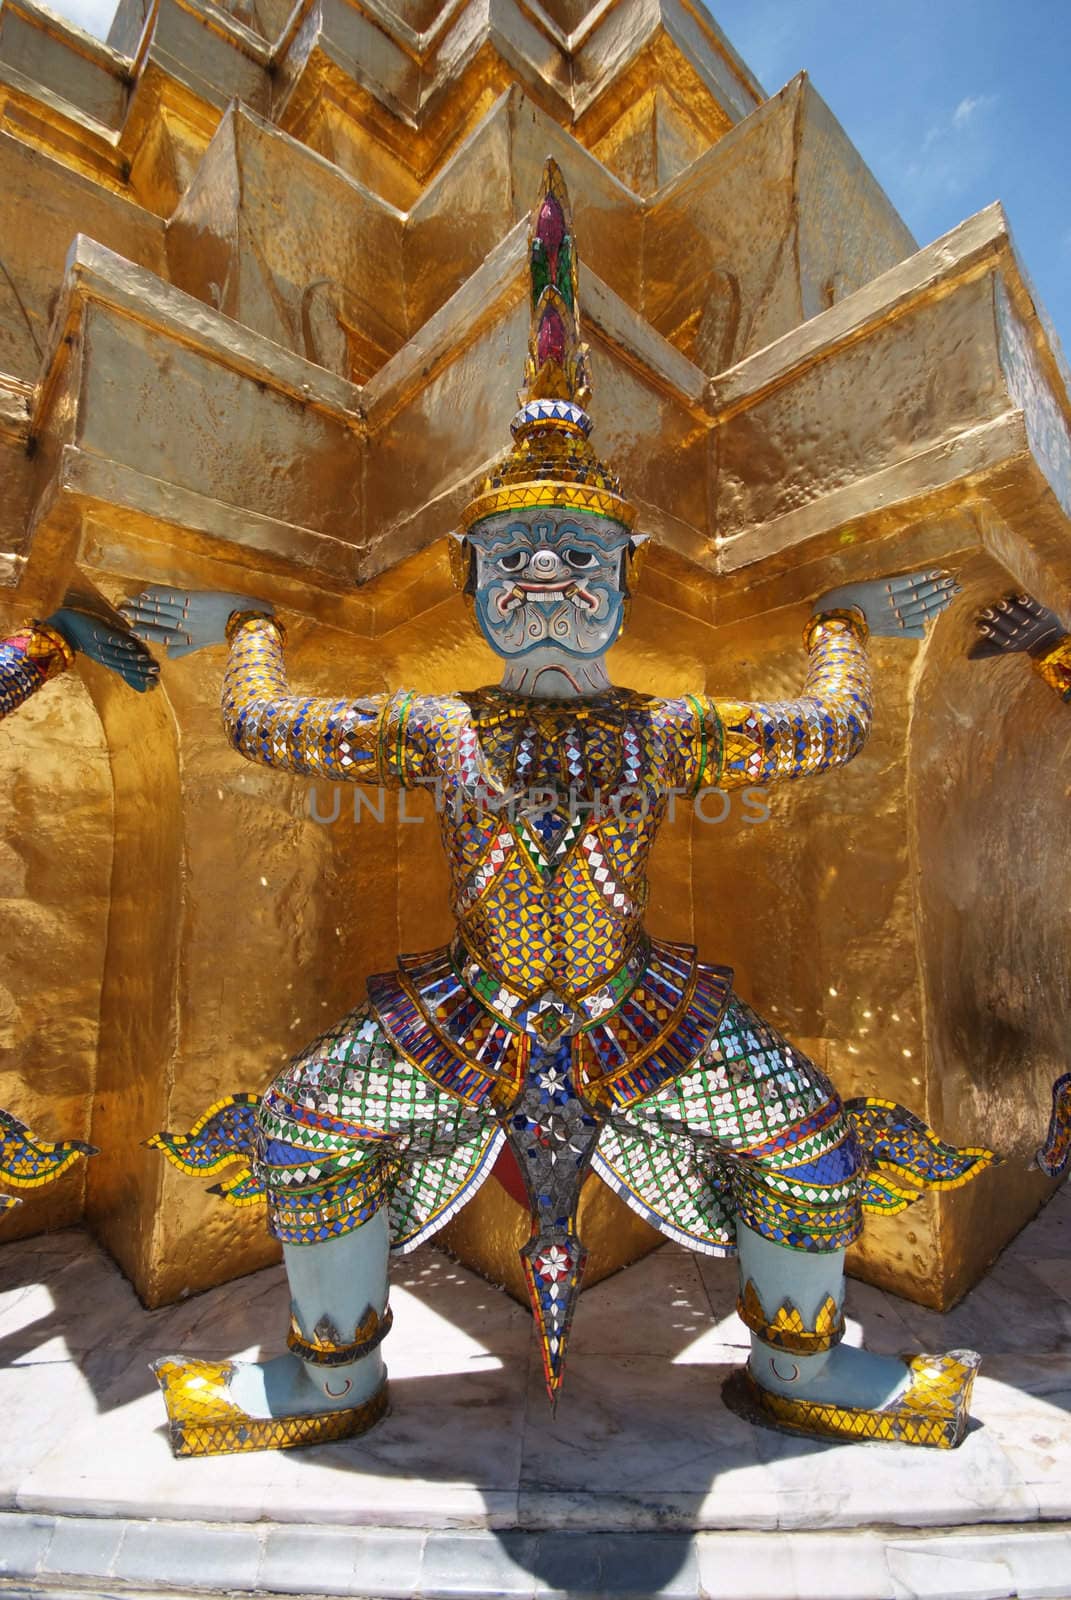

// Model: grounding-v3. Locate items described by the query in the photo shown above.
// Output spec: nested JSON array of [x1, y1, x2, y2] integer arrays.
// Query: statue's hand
[[968, 592, 1065, 660], [119, 587, 274, 659], [815, 570, 959, 640], [46, 594, 160, 694]]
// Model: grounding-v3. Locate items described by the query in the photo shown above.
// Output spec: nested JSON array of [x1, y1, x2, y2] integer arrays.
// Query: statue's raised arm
[[122, 586, 451, 786], [676, 570, 957, 795]]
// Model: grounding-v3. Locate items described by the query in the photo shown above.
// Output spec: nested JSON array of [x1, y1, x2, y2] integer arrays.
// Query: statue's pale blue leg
[[737, 1221, 908, 1408], [228, 1209, 390, 1418]]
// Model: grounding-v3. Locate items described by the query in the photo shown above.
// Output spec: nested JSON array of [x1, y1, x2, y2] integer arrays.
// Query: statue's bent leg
[[152, 1002, 497, 1456], [153, 1154, 395, 1455], [735, 1220, 908, 1406], [224, 1210, 391, 1423], [599, 993, 989, 1448], [732, 1169, 981, 1449]]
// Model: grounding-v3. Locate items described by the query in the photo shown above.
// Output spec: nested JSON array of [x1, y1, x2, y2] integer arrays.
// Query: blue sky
[[46, 0, 1071, 349], [720, 0, 1071, 351]]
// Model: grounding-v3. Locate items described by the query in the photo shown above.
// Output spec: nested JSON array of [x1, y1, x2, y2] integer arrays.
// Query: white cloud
[[918, 92, 994, 156], [952, 93, 997, 128], [905, 90, 998, 202]]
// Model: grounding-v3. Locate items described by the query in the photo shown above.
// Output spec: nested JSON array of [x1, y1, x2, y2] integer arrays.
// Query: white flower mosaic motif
[[535, 1244, 572, 1281]]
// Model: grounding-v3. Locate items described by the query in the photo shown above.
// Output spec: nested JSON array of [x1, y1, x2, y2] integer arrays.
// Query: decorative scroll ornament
[[846, 1097, 998, 1213], [460, 158, 636, 534], [145, 1094, 265, 1207], [0, 1106, 98, 1214], [1036, 1072, 1071, 1178]]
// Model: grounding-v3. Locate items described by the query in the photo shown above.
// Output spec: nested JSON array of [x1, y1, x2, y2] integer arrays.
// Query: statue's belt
[[366, 938, 733, 1113]]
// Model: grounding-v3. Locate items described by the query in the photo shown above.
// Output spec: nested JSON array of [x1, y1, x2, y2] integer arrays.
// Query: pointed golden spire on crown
[[460, 158, 636, 534], [523, 157, 590, 408]]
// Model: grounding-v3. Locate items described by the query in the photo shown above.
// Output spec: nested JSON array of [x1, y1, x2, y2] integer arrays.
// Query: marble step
[[2, 1511, 1071, 1599]]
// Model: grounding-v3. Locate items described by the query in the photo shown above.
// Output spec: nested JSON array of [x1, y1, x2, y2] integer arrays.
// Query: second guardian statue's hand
[[969, 591, 1071, 703], [970, 591, 1064, 658], [1, 584, 159, 722], [966, 592, 1069, 704]]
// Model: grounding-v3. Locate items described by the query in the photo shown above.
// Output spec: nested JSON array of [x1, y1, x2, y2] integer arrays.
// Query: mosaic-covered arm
[[676, 612, 873, 792], [0, 623, 75, 721], [1031, 634, 1071, 703], [221, 613, 449, 785]]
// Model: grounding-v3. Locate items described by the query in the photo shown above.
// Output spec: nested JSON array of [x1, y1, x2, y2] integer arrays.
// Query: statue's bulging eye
[[498, 551, 528, 573], [564, 549, 599, 570]]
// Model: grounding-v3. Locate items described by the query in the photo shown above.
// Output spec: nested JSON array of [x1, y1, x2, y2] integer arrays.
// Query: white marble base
[[1, 1184, 1069, 1596]]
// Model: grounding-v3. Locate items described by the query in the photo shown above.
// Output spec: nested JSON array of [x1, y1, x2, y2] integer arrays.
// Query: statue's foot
[[744, 1345, 980, 1449], [152, 1352, 389, 1458], [751, 1340, 910, 1409]]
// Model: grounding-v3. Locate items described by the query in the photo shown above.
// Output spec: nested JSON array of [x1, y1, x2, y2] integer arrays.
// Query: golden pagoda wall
[[0, 659, 112, 1243], [0, 0, 1068, 1313]]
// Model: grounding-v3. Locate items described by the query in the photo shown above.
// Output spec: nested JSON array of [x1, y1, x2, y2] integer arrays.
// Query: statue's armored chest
[[453, 688, 659, 800]]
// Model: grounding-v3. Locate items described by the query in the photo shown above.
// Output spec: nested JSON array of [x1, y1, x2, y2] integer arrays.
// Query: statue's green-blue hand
[[968, 592, 1065, 659], [45, 606, 160, 694], [815, 570, 959, 640], [119, 587, 273, 659]]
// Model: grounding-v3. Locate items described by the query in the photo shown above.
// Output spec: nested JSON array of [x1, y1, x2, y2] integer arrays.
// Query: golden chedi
[[0, 0, 1067, 1322]]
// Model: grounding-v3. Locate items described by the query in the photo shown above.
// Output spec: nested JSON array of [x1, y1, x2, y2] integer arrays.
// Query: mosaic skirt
[[254, 992, 862, 1255], [256, 1004, 504, 1249], [596, 997, 862, 1255]]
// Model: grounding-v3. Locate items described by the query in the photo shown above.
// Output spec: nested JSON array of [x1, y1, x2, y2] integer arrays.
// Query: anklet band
[[287, 1304, 393, 1367], [737, 1279, 845, 1355]]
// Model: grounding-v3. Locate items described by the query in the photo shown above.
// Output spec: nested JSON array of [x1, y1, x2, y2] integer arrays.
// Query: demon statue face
[[465, 510, 634, 667]]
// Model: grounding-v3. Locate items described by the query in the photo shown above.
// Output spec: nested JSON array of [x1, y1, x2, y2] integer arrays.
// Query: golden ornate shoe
[[738, 1349, 981, 1449], [152, 1356, 390, 1458]]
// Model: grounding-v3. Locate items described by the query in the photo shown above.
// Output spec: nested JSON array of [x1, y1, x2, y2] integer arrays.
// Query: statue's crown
[[460, 159, 635, 534]]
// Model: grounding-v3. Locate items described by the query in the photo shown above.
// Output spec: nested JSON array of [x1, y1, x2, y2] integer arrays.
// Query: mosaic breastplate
[[438, 689, 670, 997], [368, 689, 732, 1113]]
